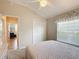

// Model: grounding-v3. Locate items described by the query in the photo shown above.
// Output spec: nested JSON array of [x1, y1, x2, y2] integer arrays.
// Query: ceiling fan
[[26, 0, 49, 8], [8, 0, 49, 8]]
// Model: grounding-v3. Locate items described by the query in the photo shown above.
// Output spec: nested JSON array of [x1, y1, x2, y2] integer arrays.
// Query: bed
[[26, 41, 79, 59]]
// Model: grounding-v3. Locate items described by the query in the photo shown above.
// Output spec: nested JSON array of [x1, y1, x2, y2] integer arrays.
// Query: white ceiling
[[8, 0, 79, 19]]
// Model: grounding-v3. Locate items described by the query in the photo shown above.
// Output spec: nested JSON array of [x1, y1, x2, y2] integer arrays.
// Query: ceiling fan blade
[[38, 6, 42, 10], [26, 0, 39, 3], [26, 1, 38, 3]]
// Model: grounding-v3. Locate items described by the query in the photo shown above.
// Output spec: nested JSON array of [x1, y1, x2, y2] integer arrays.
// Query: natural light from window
[[57, 19, 79, 46]]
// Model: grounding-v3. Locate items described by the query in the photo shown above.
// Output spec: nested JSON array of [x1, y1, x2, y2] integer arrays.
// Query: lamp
[[38, 0, 48, 7]]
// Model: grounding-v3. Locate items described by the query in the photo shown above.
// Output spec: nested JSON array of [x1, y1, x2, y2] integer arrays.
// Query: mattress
[[26, 41, 79, 59]]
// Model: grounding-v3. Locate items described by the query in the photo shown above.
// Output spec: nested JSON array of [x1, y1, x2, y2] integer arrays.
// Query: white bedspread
[[26, 41, 79, 59]]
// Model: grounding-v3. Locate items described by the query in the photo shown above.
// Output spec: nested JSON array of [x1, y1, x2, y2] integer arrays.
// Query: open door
[[3, 16, 19, 50]]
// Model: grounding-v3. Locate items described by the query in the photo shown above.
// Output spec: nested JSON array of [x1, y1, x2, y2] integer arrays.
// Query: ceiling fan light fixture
[[39, 0, 48, 7]]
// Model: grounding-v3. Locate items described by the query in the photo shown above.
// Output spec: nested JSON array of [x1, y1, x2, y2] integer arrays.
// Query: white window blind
[[57, 19, 79, 46]]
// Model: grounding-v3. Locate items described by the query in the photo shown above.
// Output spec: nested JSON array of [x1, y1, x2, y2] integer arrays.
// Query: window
[[57, 19, 79, 46]]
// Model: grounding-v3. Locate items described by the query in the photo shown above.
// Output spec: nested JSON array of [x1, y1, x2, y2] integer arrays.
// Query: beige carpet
[[8, 49, 25, 59]]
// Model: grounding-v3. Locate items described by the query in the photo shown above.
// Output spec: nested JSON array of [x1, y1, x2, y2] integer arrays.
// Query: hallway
[[8, 39, 17, 50], [8, 49, 25, 59]]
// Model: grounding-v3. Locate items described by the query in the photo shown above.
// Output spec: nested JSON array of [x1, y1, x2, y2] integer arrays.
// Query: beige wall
[[6, 16, 18, 24], [47, 8, 79, 40], [47, 19, 57, 40], [0, 0, 46, 49], [0, 14, 7, 59]]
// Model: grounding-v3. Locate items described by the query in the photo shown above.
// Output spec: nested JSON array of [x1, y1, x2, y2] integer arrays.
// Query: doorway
[[3, 16, 19, 50]]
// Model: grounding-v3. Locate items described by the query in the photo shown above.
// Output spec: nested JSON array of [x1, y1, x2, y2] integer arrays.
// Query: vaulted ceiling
[[8, 0, 79, 19]]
